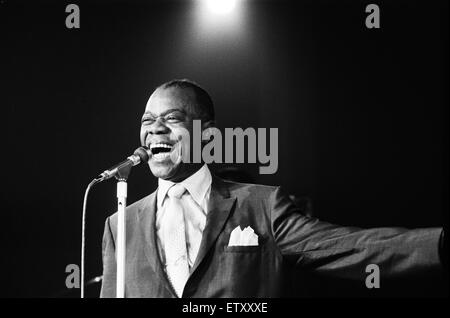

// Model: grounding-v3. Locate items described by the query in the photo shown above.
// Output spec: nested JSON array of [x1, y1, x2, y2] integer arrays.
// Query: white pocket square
[[228, 226, 259, 246]]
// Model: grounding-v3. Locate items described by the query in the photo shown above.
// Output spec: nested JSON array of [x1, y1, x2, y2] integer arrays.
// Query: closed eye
[[141, 117, 155, 124], [141, 110, 187, 125], [165, 116, 182, 123]]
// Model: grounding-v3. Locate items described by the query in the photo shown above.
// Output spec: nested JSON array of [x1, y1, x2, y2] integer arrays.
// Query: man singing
[[100, 79, 446, 298]]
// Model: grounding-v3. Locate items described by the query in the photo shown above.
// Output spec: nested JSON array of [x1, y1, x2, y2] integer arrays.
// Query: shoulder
[[107, 191, 155, 227], [218, 178, 281, 201]]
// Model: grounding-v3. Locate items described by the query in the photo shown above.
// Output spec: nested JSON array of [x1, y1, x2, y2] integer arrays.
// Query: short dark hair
[[158, 79, 215, 122]]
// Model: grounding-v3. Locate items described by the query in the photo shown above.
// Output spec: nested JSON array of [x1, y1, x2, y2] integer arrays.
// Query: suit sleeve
[[100, 217, 117, 298], [270, 186, 443, 279]]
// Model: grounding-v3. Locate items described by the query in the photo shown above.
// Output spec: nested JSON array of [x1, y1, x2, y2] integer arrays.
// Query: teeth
[[153, 152, 171, 161], [154, 153, 169, 157], [150, 143, 173, 149]]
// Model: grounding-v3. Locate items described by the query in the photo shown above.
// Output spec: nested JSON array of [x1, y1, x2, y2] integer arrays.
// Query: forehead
[[144, 86, 196, 116]]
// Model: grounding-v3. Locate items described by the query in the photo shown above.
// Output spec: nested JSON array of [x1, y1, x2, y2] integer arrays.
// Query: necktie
[[162, 183, 190, 297]]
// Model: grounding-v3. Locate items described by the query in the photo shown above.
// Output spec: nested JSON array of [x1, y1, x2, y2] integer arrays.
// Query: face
[[140, 86, 203, 182]]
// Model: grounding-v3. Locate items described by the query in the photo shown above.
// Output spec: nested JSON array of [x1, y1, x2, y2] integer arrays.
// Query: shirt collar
[[157, 164, 212, 209]]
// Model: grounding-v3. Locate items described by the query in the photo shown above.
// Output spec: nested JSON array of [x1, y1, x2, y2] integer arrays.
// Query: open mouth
[[150, 143, 173, 155], [149, 142, 175, 162]]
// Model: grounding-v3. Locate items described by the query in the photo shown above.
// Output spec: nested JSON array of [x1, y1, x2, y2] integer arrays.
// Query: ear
[[202, 120, 215, 130], [201, 120, 216, 143]]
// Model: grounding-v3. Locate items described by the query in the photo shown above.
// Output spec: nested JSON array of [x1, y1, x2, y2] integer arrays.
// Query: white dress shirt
[[156, 164, 212, 272]]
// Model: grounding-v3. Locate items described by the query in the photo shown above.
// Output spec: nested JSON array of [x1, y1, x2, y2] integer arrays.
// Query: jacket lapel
[[138, 191, 175, 296], [138, 176, 236, 297], [189, 176, 236, 276]]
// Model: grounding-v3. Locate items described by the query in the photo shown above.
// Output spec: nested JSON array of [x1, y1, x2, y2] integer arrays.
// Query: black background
[[0, 0, 448, 297]]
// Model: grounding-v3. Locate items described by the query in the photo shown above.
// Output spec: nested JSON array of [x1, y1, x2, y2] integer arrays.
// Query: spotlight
[[206, 0, 237, 15]]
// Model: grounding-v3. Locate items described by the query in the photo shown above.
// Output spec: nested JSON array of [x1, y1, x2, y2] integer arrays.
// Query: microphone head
[[134, 146, 151, 163]]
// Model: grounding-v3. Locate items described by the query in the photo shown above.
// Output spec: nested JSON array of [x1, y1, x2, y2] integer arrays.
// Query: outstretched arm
[[270, 187, 444, 280]]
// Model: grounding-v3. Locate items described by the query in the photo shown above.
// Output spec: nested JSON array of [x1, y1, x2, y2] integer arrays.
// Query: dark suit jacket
[[100, 176, 442, 297]]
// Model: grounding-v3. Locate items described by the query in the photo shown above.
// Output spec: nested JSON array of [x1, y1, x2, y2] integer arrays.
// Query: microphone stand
[[115, 165, 132, 298], [81, 147, 150, 298]]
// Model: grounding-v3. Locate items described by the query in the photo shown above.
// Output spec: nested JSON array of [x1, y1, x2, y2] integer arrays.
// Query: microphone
[[97, 146, 151, 181]]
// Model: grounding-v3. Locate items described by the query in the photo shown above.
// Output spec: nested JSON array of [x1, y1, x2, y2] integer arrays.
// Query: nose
[[141, 117, 171, 147], [148, 117, 170, 135]]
